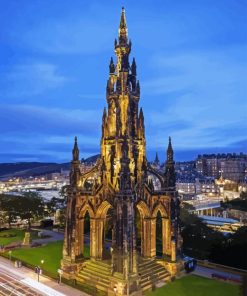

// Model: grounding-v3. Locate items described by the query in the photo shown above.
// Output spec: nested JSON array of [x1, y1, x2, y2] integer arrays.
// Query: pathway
[[0, 256, 88, 296]]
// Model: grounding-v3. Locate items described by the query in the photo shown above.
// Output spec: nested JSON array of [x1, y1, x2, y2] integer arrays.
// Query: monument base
[[62, 256, 175, 295]]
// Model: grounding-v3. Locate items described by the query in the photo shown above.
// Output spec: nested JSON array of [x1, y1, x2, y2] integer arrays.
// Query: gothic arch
[[152, 203, 168, 218], [96, 200, 113, 218], [136, 200, 151, 218], [79, 202, 95, 219]]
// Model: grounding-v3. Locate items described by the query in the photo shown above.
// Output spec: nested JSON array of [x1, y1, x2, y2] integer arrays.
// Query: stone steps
[[76, 260, 111, 293], [76, 258, 171, 294], [138, 259, 171, 292]]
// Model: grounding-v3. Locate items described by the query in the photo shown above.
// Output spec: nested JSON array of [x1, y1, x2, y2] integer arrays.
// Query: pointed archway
[[95, 200, 113, 260], [77, 203, 95, 258], [152, 203, 171, 257]]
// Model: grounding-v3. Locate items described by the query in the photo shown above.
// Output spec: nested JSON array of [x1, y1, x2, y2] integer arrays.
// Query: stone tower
[[62, 8, 182, 296]]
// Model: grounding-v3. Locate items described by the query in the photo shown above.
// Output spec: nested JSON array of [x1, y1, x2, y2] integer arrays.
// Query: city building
[[61, 8, 182, 295], [196, 153, 247, 182]]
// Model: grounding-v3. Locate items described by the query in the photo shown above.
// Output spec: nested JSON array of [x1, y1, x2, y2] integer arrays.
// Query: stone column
[[161, 218, 166, 256], [150, 217, 156, 257], [90, 218, 97, 259], [164, 219, 171, 256], [79, 218, 84, 256], [75, 219, 81, 257], [143, 218, 151, 257], [140, 215, 144, 256], [171, 240, 176, 262], [97, 218, 104, 260]]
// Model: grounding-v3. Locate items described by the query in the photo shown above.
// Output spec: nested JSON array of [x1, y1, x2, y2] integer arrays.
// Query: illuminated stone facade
[[62, 8, 182, 295]]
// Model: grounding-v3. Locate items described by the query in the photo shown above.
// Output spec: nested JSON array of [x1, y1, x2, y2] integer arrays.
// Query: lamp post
[[57, 269, 63, 285], [113, 286, 117, 296], [38, 259, 44, 282], [35, 266, 41, 282], [8, 250, 12, 261]]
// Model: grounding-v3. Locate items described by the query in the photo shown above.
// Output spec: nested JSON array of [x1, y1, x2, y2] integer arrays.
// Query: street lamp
[[8, 250, 12, 261], [57, 269, 63, 285], [35, 266, 41, 282], [113, 286, 117, 296], [36, 259, 44, 282]]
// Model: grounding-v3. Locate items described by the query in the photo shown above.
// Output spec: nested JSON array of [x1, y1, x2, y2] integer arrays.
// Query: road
[[0, 256, 88, 296], [0, 270, 42, 296]]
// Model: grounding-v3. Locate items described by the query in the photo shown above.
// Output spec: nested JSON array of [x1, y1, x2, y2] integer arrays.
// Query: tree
[[0, 194, 20, 227], [210, 226, 247, 269], [18, 192, 45, 229], [45, 196, 65, 215], [180, 203, 224, 259], [0, 192, 44, 229], [59, 185, 69, 202]]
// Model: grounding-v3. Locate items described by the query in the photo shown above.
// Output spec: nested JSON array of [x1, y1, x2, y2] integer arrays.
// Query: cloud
[[0, 1, 246, 162], [0, 63, 68, 97], [0, 103, 103, 162], [0, 104, 101, 136], [0, 134, 100, 163], [229, 139, 247, 150], [141, 46, 247, 151]]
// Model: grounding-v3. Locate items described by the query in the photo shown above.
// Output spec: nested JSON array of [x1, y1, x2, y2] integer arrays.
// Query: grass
[[0, 229, 38, 246], [5, 241, 90, 277], [9, 241, 63, 277], [146, 275, 240, 296]]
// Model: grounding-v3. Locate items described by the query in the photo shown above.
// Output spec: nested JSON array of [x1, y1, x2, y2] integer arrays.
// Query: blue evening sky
[[0, 0, 246, 162]]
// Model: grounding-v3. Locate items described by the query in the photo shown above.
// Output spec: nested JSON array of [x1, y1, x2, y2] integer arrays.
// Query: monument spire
[[62, 9, 181, 294], [118, 7, 128, 42]]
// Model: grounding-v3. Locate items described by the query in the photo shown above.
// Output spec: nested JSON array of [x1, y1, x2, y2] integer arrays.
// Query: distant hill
[[0, 162, 70, 179], [0, 154, 100, 179], [81, 154, 100, 164]]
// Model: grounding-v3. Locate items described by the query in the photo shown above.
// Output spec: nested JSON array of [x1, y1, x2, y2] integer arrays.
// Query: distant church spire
[[72, 136, 79, 161], [154, 152, 159, 164], [164, 137, 176, 189]]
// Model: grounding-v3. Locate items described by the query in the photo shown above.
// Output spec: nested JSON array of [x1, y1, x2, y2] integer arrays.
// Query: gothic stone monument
[[61, 8, 182, 295]]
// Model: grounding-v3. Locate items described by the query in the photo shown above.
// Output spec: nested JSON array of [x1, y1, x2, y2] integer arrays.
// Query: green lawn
[[6, 241, 90, 277], [9, 241, 63, 277], [146, 275, 240, 296], [0, 229, 38, 246]]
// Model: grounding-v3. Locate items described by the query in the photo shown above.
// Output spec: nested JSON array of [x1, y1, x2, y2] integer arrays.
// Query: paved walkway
[[192, 265, 242, 283], [0, 256, 88, 296], [32, 229, 64, 244]]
